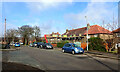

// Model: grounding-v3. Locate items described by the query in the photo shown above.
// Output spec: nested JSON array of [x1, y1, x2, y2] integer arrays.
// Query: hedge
[[57, 41, 69, 48], [88, 37, 106, 52]]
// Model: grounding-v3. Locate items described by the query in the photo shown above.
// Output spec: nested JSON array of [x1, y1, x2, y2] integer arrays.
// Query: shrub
[[88, 37, 106, 52], [57, 40, 69, 48]]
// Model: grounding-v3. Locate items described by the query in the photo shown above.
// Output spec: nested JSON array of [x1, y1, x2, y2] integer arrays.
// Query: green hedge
[[57, 41, 69, 48], [88, 37, 106, 52]]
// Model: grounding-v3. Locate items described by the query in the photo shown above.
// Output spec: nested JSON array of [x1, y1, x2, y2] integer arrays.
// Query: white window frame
[[94, 34, 98, 37]]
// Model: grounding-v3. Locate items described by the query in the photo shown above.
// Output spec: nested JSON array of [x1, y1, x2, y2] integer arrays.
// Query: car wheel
[[62, 49, 65, 53], [72, 50, 75, 55]]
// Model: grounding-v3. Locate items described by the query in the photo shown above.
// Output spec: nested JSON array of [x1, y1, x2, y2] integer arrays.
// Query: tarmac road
[[1, 46, 119, 71]]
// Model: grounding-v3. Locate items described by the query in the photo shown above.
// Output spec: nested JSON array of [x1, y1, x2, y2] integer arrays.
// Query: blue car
[[15, 43, 20, 47], [62, 43, 84, 54]]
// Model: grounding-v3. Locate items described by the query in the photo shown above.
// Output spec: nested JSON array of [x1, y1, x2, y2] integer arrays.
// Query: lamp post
[[87, 24, 90, 51], [4, 17, 6, 43], [85, 16, 90, 51]]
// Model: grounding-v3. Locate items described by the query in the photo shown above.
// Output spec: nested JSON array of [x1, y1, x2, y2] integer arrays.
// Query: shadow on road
[[76, 56, 89, 59], [2, 62, 45, 72]]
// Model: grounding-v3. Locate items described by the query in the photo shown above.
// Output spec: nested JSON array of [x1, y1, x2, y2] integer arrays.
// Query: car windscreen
[[45, 43, 51, 45], [72, 44, 80, 47]]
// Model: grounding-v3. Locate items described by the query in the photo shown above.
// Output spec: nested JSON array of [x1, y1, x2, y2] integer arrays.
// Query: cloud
[[26, 0, 73, 13], [64, 2, 118, 30], [26, 20, 64, 36], [90, 0, 119, 2], [1, 0, 119, 2]]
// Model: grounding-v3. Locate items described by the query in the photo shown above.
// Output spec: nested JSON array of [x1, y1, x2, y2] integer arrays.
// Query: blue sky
[[1, 1, 119, 37]]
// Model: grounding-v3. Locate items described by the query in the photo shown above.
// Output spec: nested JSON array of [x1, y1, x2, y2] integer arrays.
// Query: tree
[[102, 22, 119, 52], [33, 26, 41, 42], [6, 29, 18, 43], [18, 25, 34, 45]]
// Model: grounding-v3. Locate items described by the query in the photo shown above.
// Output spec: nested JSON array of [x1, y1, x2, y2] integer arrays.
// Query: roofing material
[[63, 25, 112, 36]]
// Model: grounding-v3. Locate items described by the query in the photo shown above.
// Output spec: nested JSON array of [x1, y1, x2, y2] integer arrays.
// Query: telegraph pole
[[4, 17, 6, 43]]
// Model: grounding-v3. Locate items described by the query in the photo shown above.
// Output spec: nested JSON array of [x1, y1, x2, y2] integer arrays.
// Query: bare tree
[[33, 26, 41, 42], [6, 29, 18, 43], [18, 25, 34, 45], [102, 21, 118, 52]]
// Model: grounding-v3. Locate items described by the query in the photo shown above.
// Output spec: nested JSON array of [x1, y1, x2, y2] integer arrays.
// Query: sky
[[1, 0, 119, 37]]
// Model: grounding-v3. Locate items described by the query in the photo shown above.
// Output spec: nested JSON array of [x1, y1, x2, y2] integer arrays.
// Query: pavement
[[0, 47, 20, 51], [1, 46, 119, 71], [85, 51, 119, 60], [54, 48, 119, 60]]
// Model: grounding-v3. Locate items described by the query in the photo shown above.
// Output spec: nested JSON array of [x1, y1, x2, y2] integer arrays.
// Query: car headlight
[[75, 48, 78, 51], [47, 45, 50, 48]]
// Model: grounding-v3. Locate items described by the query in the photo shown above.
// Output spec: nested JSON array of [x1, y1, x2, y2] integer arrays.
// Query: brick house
[[45, 32, 62, 43], [112, 28, 120, 51], [62, 25, 113, 43]]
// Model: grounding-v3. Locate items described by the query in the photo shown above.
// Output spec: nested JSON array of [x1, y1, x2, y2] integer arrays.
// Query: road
[[2, 46, 119, 71]]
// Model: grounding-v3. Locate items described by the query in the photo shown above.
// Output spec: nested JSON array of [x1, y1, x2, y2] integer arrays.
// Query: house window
[[117, 33, 120, 37], [118, 43, 120, 47], [94, 34, 98, 37], [88, 35, 90, 39]]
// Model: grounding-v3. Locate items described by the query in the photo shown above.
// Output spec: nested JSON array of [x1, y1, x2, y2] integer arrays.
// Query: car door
[[67, 44, 72, 52], [63, 44, 68, 52]]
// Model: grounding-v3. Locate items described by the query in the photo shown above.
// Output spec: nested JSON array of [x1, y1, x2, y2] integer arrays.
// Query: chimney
[[52, 32, 54, 34], [66, 29, 69, 33], [87, 23, 90, 30]]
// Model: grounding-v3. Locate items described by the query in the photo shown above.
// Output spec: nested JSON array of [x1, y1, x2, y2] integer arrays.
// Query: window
[[88, 35, 90, 39], [65, 44, 71, 47], [65, 44, 69, 47], [94, 34, 98, 37], [72, 44, 79, 47], [118, 43, 120, 47], [68, 44, 71, 47], [117, 33, 120, 37]]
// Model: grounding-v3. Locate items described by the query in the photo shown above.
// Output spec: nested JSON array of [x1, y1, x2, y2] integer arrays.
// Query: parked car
[[10, 42, 15, 46], [44, 43, 53, 49], [29, 43, 34, 47], [0, 43, 10, 49], [37, 42, 45, 48], [15, 43, 20, 47], [33, 42, 37, 47], [62, 43, 84, 54], [20, 42, 23, 45]]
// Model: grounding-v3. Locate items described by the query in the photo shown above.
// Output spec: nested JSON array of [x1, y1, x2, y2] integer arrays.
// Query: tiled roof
[[45, 32, 61, 37], [62, 27, 86, 36], [50, 32, 60, 36], [63, 25, 111, 36], [112, 28, 120, 33], [84, 25, 111, 35]]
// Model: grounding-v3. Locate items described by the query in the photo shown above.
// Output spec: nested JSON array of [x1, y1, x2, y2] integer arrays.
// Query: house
[[45, 32, 62, 43], [112, 28, 120, 51], [62, 24, 113, 43]]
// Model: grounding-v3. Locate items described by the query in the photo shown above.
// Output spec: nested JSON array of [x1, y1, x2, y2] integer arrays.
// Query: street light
[[87, 24, 90, 51], [85, 16, 90, 51]]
